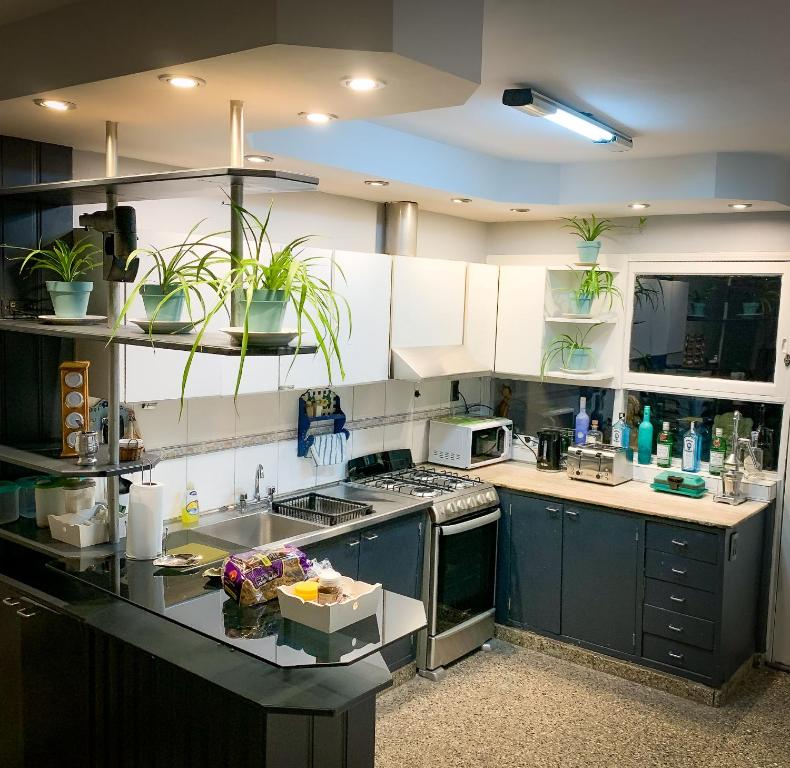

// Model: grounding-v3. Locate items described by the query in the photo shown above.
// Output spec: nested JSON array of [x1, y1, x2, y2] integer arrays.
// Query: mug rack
[[297, 389, 349, 458]]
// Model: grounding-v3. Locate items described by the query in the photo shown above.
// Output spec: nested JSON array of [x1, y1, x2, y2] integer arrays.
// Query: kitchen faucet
[[254, 464, 264, 503]]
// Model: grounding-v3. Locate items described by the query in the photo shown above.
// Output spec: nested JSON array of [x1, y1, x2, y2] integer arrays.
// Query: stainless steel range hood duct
[[383, 201, 418, 257]]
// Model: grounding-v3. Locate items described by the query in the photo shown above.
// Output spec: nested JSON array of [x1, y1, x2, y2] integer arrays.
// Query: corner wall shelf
[[0, 319, 318, 357], [544, 314, 617, 325], [543, 369, 614, 383], [546, 265, 620, 273], [0, 167, 318, 205], [0, 444, 159, 478]]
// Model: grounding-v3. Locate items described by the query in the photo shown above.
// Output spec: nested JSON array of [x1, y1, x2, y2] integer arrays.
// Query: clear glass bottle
[[586, 419, 603, 445], [709, 427, 726, 476], [681, 420, 701, 473], [637, 405, 654, 465], [611, 412, 633, 462], [575, 396, 590, 446], [656, 422, 673, 468]]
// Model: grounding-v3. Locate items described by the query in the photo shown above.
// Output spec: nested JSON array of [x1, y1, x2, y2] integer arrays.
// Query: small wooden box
[[59, 361, 90, 457]]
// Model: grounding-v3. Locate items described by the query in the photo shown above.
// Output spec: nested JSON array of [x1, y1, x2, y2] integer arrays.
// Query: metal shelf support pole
[[229, 100, 244, 326]]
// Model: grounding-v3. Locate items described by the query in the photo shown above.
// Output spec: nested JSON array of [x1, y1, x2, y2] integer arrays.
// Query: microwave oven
[[428, 415, 513, 469]]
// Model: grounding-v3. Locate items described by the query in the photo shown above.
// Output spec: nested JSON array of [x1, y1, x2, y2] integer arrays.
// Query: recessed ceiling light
[[510, 207, 531, 213], [451, 197, 472, 204], [33, 98, 76, 111], [245, 154, 273, 164], [364, 180, 389, 187], [728, 203, 752, 209], [158, 74, 205, 89], [298, 112, 337, 124], [628, 202, 650, 209], [341, 77, 386, 92]]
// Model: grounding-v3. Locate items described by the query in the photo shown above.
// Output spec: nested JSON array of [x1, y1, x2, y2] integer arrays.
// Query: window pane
[[626, 391, 782, 471], [630, 274, 781, 382]]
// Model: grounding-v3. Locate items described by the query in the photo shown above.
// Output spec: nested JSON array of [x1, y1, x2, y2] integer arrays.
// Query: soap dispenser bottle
[[681, 420, 701, 473], [637, 405, 654, 465]]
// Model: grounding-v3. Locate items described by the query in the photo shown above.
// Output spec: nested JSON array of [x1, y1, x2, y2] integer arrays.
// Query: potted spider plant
[[561, 214, 616, 264], [11, 238, 102, 318], [540, 324, 602, 379], [567, 265, 622, 316]]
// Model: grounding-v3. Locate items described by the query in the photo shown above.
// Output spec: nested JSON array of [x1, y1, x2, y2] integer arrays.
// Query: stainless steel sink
[[194, 512, 322, 549]]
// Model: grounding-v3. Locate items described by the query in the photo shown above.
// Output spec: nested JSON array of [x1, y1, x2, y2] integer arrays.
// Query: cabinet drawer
[[646, 522, 719, 564], [645, 550, 719, 593], [643, 633, 715, 678], [643, 605, 715, 650], [644, 578, 719, 621]]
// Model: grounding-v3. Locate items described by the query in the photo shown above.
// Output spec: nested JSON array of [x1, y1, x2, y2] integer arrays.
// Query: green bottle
[[656, 421, 673, 468], [709, 427, 727, 476], [637, 406, 654, 465]]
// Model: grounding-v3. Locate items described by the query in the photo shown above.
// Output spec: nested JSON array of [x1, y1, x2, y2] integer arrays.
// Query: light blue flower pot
[[576, 241, 601, 264], [46, 280, 93, 318], [140, 284, 186, 322], [565, 348, 593, 371], [236, 289, 288, 332], [570, 294, 593, 316]]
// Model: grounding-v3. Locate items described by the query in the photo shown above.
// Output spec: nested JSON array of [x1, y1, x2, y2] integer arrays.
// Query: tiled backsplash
[[129, 378, 487, 520]]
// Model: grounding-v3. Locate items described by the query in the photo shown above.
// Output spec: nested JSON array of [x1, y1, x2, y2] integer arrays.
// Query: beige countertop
[[448, 461, 770, 528]]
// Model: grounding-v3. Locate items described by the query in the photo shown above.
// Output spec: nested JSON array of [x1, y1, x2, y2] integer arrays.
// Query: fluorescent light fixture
[[34, 98, 76, 111], [510, 208, 531, 213], [298, 112, 337, 124], [451, 197, 471, 204], [502, 88, 632, 151], [342, 77, 385, 91], [158, 74, 205, 89], [628, 202, 650, 209], [364, 180, 389, 187], [728, 203, 752, 209], [245, 154, 273, 164]]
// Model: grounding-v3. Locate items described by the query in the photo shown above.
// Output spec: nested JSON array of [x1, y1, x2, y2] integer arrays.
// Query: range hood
[[391, 345, 489, 381]]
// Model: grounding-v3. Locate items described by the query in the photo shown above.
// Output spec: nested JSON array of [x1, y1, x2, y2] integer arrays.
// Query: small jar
[[62, 478, 96, 516], [35, 479, 65, 528], [317, 570, 344, 605], [17, 476, 44, 519], [0, 481, 19, 525]]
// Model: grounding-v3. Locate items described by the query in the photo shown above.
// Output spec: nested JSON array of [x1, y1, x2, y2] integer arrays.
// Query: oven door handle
[[440, 508, 501, 536]]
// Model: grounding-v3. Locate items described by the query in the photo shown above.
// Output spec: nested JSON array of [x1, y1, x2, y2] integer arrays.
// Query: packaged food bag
[[222, 546, 311, 607]]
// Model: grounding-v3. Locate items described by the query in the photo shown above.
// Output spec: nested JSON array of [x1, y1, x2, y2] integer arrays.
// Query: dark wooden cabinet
[[560, 504, 639, 654]]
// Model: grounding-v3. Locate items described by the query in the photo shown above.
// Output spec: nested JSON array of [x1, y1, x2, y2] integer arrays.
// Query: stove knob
[[456, 498, 467, 510], [486, 490, 497, 503], [476, 493, 485, 505], [446, 502, 456, 514]]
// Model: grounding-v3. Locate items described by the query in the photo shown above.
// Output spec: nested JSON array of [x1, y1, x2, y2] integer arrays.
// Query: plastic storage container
[[62, 478, 96, 515], [0, 481, 19, 524], [650, 470, 707, 498], [17, 476, 44, 519], [35, 479, 66, 528]]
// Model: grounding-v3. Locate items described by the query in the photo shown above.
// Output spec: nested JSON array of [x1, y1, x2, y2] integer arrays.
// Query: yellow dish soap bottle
[[181, 484, 200, 525]]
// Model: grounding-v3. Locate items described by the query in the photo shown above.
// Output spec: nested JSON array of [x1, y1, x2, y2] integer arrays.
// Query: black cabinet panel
[[643, 604, 715, 650], [306, 533, 361, 577], [357, 514, 423, 598], [646, 521, 720, 564], [509, 494, 562, 633], [643, 633, 715, 678], [645, 549, 719, 592], [644, 578, 719, 621], [561, 504, 639, 654]]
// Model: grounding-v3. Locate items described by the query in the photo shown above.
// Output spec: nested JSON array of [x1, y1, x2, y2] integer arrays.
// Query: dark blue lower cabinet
[[305, 533, 362, 577], [508, 494, 563, 634], [561, 504, 639, 654]]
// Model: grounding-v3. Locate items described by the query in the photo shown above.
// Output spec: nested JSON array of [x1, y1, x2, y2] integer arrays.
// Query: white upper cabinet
[[464, 262, 499, 370], [494, 265, 546, 376], [391, 256, 468, 348]]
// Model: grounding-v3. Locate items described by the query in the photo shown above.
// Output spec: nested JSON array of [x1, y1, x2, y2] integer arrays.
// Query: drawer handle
[[362, 534, 378, 542], [546, 507, 560, 513], [671, 539, 688, 548], [347, 540, 360, 548], [669, 595, 686, 604], [668, 624, 684, 633], [16, 608, 36, 618], [3, 597, 21, 607], [668, 651, 684, 661], [565, 510, 579, 519], [671, 567, 687, 576]]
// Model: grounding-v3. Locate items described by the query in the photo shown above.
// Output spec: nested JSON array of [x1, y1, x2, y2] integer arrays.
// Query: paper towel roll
[[126, 481, 165, 560]]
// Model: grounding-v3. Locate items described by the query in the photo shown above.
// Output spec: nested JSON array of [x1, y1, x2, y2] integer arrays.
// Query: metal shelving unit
[[0, 444, 159, 478]]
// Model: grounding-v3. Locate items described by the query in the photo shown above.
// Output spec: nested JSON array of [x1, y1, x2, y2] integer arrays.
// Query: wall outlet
[[450, 380, 460, 401]]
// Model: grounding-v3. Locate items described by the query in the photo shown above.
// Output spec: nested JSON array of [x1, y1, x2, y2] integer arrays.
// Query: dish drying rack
[[296, 389, 349, 458], [274, 493, 371, 526]]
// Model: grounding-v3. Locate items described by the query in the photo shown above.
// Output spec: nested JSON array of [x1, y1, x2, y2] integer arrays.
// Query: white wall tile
[[187, 396, 236, 444], [148, 458, 187, 521], [186, 451, 235, 511], [234, 443, 278, 499], [353, 382, 385, 420], [385, 380, 416, 416], [234, 391, 280, 437], [332, 385, 354, 420], [277, 440, 317, 493], [276, 388, 302, 432], [411, 419, 430, 463], [414, 379, 451, 412], [351, 426, 384, 458], [128, 399, 187, 449], [384, 421, 413, 451]]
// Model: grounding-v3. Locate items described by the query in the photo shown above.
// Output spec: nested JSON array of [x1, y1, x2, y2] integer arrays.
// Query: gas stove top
[[346, 450, 499, 523]]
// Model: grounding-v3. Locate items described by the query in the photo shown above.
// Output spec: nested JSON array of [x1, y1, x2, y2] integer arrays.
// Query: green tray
[[650, 470, 707, 498]]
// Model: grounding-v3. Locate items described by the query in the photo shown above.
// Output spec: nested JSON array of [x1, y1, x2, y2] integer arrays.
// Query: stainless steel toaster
[[566, 443, 632, 486]]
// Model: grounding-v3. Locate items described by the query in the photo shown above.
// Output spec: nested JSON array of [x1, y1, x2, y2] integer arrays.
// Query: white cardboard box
[[48, 508, 128, 549], [278, 578, 382, 633]]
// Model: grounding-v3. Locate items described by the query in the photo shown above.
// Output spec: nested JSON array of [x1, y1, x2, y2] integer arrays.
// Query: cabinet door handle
[[347, 540, 360, 548], [546, 507, 560, 514], [564, 510, 579, 519], [2, 597, 21, 606], [362, 534, 378, 542], [668, 624, 684, 633], [668, 651, 684, 660], [669, 595, 686, 604], [671, 567, 687, 576], [671, 539, 688, 548], [16, 608, 36, 618]]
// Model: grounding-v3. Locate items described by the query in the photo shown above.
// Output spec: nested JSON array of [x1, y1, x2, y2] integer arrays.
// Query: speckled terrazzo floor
[[375, 641, 790, 768]]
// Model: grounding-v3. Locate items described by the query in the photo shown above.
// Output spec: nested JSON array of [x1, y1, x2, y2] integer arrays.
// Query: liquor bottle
[[656, 422, 673, 468], [575, 397, 590, 446], [681, 420, 701, 472], [709, 427, 726, 476], [586, 419, 603, 445], [611, 412, 632, 462], [637, 405, 654, 465]]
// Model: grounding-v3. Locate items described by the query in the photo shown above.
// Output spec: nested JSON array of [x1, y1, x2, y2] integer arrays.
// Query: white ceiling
[[377, 0, 790, 163], [0, 0, 77, 26]]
